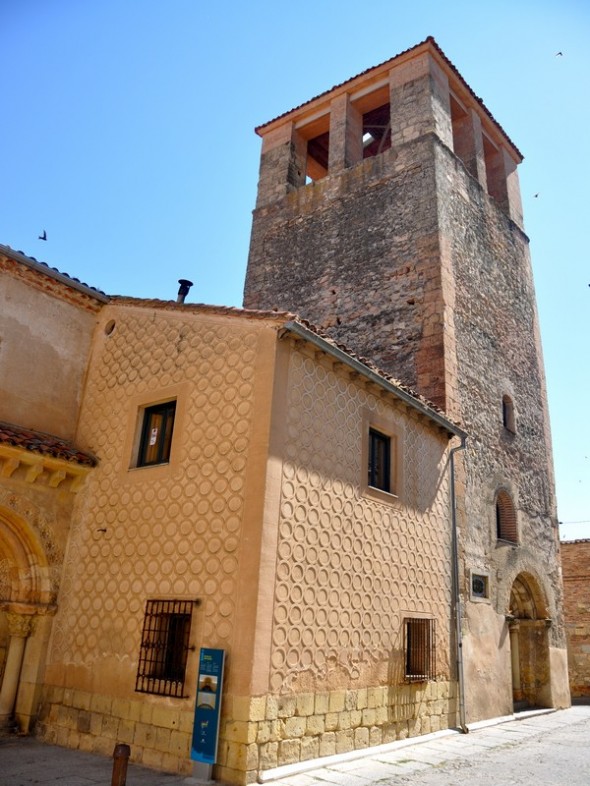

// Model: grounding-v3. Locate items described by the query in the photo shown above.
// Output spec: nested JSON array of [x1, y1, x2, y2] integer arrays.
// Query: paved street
[[1, 705, 589, 786]]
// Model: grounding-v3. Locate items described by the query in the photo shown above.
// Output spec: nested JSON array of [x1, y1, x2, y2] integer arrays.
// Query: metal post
[[112, 743, 131, 786]]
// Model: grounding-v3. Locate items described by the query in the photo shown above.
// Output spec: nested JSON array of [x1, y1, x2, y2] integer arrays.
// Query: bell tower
[[244, 38, 570, 718], [244, 37, 524, 416]]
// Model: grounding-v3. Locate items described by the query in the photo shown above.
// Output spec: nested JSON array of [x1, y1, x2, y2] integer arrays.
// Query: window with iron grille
[[135, 599, 193, 697], [368, 428, 391, 493], [404, 618, 436, 682], [137, 400, 176, 467]]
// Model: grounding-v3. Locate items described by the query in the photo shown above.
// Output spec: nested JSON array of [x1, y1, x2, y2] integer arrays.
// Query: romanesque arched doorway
[[0, 506, 55, 730], [507, 572, 551, 710]]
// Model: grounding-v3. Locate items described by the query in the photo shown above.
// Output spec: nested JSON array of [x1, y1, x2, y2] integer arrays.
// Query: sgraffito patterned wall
[[269, 348, 453, 694], [47, 304, 263, 676]]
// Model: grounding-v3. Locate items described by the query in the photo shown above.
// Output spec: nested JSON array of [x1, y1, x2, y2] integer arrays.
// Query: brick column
[[453, 108, 487, 185], [389, 53, 453, 150], [255, 122, 306, 208], [328, 93, 363, 173]]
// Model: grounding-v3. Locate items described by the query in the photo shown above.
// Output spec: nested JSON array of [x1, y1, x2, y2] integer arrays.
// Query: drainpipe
[[450, 435, 468, 733]]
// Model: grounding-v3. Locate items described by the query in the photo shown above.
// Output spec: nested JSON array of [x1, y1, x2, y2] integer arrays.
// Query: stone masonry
[[244, 37, 570, 720]]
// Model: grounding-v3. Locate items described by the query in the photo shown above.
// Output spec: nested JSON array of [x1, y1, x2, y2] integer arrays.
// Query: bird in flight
[[555, 51, 563, 56], [38, 230, 47, 240]]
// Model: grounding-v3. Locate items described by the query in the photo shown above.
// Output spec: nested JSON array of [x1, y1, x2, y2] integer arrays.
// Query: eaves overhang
[[0, 244, 108, 303], [281, 320, 467, 441]]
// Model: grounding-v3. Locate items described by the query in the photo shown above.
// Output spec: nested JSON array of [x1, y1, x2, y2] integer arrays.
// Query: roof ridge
[[255, 36, 522, 160]]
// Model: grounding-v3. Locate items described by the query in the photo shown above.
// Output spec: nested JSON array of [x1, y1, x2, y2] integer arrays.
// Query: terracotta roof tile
[[0, 421, 97, 467], [108, 296, 462, 430], [0, 244, 107, 299], [109, 295, 297, 321], [255, 36, 522, 161]]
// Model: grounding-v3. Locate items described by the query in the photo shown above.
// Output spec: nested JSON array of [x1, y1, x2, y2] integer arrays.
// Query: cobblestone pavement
[[1, 705, 589, 786]]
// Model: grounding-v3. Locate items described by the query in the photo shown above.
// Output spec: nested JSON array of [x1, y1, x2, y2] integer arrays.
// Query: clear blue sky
[[2, 0, 588, 540]]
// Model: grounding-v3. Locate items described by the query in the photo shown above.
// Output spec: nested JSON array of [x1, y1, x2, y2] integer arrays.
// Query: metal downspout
[[450, 436, 469, 733]]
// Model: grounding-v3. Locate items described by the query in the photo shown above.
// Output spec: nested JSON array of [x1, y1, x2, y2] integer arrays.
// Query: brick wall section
[[561, 540, 590, 697]]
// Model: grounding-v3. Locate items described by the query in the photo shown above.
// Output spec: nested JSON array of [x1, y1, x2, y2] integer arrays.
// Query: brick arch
[[496, 489, 518, 543], [0, 506, 53, 605]]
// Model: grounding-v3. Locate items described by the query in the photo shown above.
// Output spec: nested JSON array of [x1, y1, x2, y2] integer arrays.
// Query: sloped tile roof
[[0, 421, 97, 467], [0, 244, 108, 300], [255, 36, 522, 161]]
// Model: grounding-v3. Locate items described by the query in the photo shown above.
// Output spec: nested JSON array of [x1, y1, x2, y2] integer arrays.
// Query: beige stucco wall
[[37, 303, 281, 774], [36, 306, 459, 784], [0, 255, 99, 731], [223, 338, 457, 784], [0, 253, 100, 440]]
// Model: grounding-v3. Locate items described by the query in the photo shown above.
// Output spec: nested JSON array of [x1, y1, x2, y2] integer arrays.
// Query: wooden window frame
[[368, 427, 391, 493], [496, 489, 518, 544], [137, 400, 176, 467]]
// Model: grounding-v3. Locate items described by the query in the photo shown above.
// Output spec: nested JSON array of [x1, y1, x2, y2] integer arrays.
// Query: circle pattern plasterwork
[[270, 353, 452, 691], [49, 313, 258, 666]]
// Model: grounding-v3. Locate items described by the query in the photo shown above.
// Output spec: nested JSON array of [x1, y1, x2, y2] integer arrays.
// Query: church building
[[0, 37, 569, 786]]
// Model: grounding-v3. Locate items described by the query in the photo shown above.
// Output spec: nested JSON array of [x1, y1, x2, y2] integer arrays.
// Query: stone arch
[[506, 571, 552, 709], [0, 506, 53, 605], [509, 572, 549, 620], [0, 504, 56, 730]]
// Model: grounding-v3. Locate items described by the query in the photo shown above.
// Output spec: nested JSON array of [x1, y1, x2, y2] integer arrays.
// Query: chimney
[[176, 279, 193, 304]]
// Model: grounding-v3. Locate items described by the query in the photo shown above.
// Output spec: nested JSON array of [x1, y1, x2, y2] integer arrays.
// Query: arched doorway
[[0, 507, 55, 730], [507, 572, 551, 710]]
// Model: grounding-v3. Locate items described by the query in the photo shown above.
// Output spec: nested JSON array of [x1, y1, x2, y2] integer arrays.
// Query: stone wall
[[244, 43, 569, 723], [561, 540, 590, 697]]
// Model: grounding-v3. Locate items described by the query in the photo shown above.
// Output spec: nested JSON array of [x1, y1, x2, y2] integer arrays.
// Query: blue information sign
[[191, 648, 225, 764]]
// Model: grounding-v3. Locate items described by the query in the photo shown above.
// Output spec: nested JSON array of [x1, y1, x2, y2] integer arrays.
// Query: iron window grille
[[471, 573, 489, 599], [404, 618, 436, 682], [138, 400, 176, 467], [368, 428, 391, 492], [135, 599, 193, 697]]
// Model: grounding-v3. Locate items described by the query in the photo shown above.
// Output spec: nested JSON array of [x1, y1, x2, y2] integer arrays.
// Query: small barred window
[[135, 599, 194, 697], [404, 618, 436, 682]]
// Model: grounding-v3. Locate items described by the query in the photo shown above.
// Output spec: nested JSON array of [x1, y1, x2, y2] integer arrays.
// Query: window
[[502, 395, 515, 433], [404, 618, 436, 682], [471, 572, 490, 600], [362, 102, 391, 159], [138, 400, 176, 467], [368, 428, 391, 492], [135, 599, 193, 697], [496, 489, 518, 543]]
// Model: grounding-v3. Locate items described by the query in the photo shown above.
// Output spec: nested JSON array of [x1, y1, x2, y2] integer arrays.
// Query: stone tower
[[244, 38, 570, 718]]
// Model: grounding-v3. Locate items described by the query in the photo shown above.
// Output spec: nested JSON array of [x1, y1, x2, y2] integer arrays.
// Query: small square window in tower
[[135, 599, 194, 697], [368, 428, 391, 492], [137, 400, 176, 467], [404, 618, 436, 682]]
